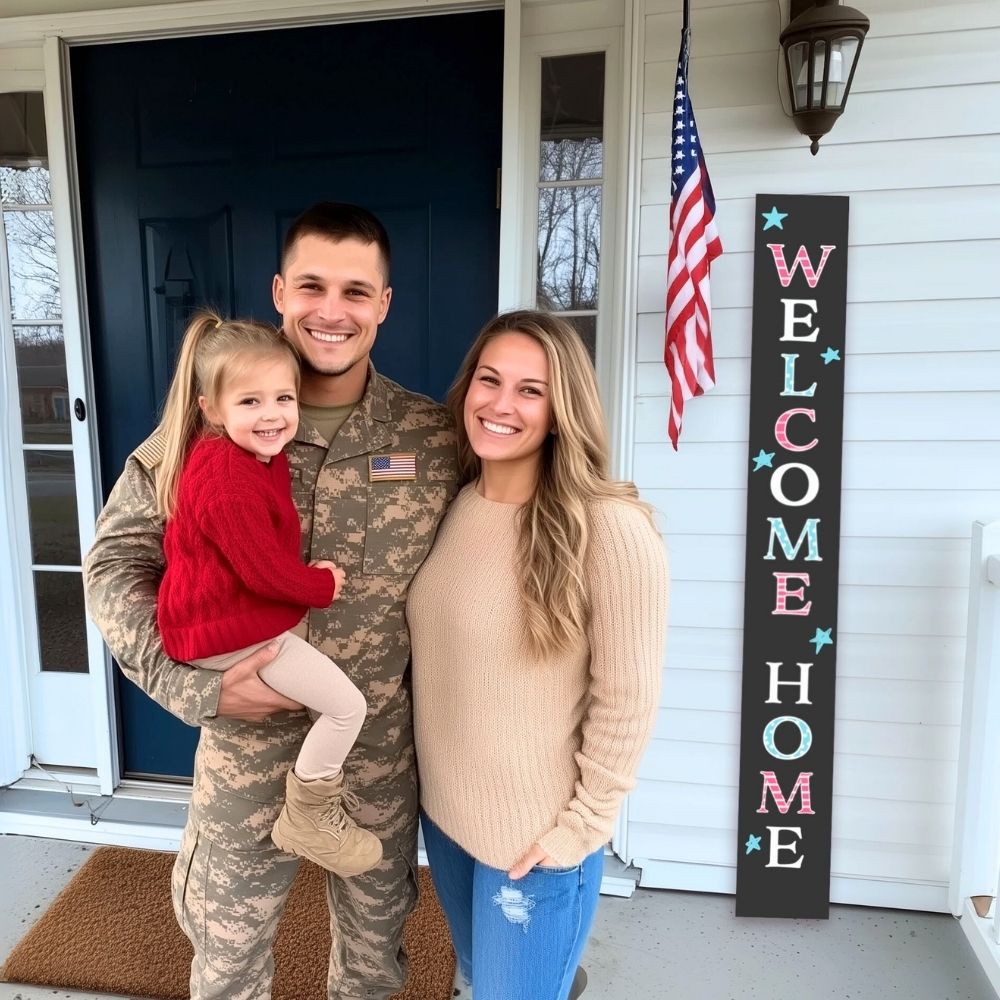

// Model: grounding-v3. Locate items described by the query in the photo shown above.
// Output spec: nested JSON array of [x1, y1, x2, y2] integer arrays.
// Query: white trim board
[[635, 858, 951, 913], [959, 897, 1000, 1000], [0, 0, 502, 45], [0, 805, 638, 897]]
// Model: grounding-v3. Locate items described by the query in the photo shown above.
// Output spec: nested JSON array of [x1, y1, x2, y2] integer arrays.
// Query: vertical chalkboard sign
[[735, 194, 850, 919]]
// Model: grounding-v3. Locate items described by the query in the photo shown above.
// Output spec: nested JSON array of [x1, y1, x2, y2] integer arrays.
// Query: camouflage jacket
[[84, 366, 459, 733]]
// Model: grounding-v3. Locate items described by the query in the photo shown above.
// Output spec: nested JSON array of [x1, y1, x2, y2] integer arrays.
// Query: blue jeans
[[420, 810, 603, 1000]]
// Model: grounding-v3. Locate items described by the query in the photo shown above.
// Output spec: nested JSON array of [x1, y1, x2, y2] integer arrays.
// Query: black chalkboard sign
[[735, 194, 850, 919]]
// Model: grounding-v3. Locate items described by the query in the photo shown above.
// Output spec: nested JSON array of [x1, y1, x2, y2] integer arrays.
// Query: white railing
[[951, 521, 1000, 997]]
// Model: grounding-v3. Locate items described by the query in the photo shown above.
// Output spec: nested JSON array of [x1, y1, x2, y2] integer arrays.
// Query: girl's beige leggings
[[192, 628, 366, 781]]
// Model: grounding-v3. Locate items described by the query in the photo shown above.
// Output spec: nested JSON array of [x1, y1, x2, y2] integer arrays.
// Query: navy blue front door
[[73, 13, 503, 780]]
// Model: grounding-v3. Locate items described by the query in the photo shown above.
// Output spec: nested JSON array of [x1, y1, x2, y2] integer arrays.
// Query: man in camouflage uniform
[[84, 203, 459, 1000]]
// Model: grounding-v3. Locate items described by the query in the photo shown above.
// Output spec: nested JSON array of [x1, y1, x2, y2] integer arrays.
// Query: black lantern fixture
[[780, 0, 869, 155]]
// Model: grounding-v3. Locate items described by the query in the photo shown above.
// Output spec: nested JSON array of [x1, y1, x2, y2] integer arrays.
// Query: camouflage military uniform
[[84, 367, 459, 1000]]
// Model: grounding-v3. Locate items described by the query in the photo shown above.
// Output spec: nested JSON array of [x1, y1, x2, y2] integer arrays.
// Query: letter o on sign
[[770, 463, 820, 507], [763, 715, 813, 761]]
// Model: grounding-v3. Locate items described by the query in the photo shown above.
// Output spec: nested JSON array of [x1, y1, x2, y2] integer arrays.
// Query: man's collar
[[362, 361, 392, 423], [294, 361, 390, 446]]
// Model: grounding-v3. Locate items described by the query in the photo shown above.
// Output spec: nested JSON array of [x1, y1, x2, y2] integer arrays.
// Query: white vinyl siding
[[632, 0, 1000, 910]]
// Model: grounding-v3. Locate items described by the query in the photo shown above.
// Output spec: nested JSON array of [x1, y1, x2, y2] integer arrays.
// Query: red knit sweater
[[158, 435, 335, 660]]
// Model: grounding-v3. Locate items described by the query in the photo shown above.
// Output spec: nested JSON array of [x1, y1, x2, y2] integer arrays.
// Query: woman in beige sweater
[[407, 310, 668, 1000]]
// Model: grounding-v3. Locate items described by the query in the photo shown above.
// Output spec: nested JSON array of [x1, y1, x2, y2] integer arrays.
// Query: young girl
[[154, 310, 381, 877]]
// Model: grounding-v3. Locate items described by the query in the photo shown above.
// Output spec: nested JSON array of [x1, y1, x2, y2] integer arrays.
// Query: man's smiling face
[[272, 233, 391, 383]]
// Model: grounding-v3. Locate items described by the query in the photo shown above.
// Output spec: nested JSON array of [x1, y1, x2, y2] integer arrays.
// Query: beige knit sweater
[[408, 483, 669, 869]]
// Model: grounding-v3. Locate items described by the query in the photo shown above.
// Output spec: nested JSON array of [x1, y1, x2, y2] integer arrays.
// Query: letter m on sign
[[757, 770, 815, 815]]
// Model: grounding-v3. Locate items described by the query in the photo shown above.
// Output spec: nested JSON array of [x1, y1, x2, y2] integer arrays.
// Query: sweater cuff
[[537, 823, 597, 868]]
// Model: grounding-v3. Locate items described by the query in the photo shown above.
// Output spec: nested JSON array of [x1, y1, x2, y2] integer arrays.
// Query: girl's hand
[[508, 844, 561, 880], [311, 560, 347, 599]]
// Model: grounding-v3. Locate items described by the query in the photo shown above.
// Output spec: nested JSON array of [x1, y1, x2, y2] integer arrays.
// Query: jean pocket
[[530, 863, 580, 875]]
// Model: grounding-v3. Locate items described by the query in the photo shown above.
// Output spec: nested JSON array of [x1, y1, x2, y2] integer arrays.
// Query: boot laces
[[319, 788, 362, 838]]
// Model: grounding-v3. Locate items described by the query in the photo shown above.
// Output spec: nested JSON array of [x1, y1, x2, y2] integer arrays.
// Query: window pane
[[1, 166, 51, 206], [537, 185, 601, 311], [33, 571, 88, 673], [540, 53, 605, 181], [4, 209, 61, 320], [826, 38, 858, 108], [25, 450, 81, 565], [15, 325, 70, 444], [540, 136, 603, 184], [563, 314, 597, 363], [0, 93, 47, 161]]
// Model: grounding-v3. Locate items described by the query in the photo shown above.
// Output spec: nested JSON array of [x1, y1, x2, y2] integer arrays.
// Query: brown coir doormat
[[0, 846, 454, 1000]]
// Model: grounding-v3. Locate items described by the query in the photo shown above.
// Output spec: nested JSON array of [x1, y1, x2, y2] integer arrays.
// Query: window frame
[[518, 26, 625, 455], [0, 63, 114, 791]]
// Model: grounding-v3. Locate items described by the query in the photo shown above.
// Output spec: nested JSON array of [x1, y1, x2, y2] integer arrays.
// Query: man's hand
[[216, 641, 304, 721]]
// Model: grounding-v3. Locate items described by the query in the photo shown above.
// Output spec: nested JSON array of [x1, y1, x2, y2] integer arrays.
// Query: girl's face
[[464, 331, 553, 470], [200, 357, 299, 463]]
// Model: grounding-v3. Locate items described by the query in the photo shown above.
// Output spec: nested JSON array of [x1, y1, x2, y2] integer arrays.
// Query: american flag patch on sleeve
[[368, 453, 417, 482]]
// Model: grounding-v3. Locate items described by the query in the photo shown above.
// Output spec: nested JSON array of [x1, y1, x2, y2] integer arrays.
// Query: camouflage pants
[[170, 708, 419, 1000]]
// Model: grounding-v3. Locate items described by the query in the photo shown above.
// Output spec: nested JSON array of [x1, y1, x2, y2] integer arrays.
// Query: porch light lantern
[[780, 0, 869, 155]]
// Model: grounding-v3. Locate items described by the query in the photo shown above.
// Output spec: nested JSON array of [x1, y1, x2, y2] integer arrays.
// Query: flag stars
[[761, 206, 788, 231], [745, 834, 762, 855], [752, 449, 775, 471], [821, 347, 841, 365], [810, 627, 834, 654], [675, 165, 684, 175]]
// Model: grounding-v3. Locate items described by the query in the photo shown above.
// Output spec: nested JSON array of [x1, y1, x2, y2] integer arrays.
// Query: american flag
[[369, 453, 417, 481], [665, 29, 723, 450]]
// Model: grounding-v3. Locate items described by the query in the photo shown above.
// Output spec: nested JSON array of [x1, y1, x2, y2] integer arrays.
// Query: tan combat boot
[[271, 769, 383, 876]]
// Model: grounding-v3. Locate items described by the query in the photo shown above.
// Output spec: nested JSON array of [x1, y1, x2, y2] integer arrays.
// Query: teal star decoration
[[821, 347, 841, 365], [752, 449, 775, 471], [761, 206, 788, 231], [811, 627, 834, 654], [745, 834, 762, 855]]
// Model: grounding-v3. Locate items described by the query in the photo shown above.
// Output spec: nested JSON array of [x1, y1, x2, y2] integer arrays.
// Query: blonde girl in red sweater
[[153, 310, 381, 876]]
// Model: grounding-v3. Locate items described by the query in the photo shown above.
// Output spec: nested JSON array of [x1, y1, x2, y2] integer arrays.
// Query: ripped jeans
[[420, 810, 603, 1000]]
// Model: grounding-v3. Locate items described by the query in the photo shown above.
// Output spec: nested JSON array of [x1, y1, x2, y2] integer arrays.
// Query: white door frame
[[1, 0, 525, 811]]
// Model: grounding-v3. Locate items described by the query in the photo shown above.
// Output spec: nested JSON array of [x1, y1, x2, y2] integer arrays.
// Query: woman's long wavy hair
[[447, 310, 654, 659], [154, 310, 301, 519]]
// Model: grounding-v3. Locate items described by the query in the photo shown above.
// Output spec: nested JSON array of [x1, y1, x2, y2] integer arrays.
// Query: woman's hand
[[508, 844, 561, 880]]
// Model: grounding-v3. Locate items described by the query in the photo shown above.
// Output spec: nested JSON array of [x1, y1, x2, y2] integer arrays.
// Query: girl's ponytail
[[155, 311, 224, 518]]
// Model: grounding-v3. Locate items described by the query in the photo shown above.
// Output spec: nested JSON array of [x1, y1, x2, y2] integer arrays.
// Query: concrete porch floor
[[0, 834, 997, 1000]]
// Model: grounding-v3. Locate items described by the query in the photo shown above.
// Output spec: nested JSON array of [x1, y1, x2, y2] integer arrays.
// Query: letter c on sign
[[774, 409, 817, 453]]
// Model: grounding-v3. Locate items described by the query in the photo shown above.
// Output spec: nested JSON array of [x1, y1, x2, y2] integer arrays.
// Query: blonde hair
[[154, 311, 301, 518], [447, 310, 654, 659]]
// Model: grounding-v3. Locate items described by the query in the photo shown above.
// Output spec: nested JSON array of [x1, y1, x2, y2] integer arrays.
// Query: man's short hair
[[281, 202, 391, 283]]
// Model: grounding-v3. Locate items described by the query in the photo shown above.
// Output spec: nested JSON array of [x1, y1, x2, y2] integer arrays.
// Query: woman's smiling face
[[463, 331, 553, 469]]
